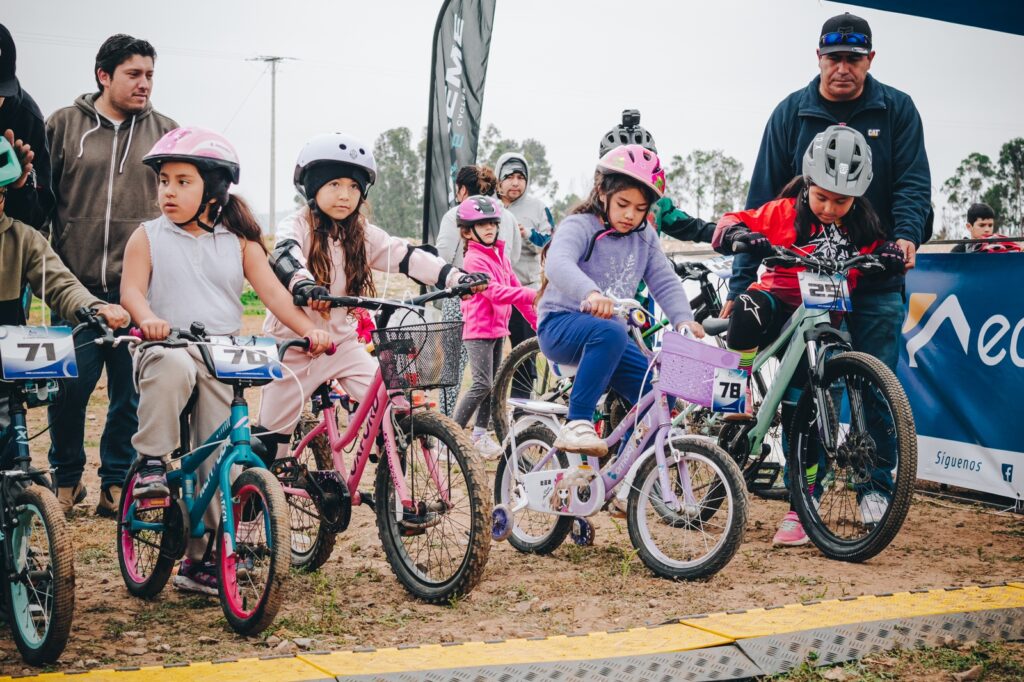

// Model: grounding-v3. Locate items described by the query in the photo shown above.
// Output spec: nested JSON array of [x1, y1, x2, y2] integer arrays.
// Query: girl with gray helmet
[[257, 133, 488, 451], [710, 125, 903, 548]]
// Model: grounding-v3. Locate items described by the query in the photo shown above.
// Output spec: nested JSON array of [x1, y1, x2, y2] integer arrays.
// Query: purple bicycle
[[492, 299, 748, 580]]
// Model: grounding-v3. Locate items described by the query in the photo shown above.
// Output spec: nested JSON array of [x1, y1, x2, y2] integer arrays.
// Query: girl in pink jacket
[[257, 134, 486, 455], [452, 196, 538, 458]]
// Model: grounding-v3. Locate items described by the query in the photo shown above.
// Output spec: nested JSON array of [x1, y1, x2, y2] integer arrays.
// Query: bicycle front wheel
[[789, 351, 916, 562], [627, 436, 747, 580], [376, 411, 491, 603], [6, 485, 75, 666], [217, 468, 290, 635]]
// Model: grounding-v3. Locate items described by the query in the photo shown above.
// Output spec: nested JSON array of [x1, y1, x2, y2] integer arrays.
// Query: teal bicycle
[[705, 245, 917, 562], [114, 323, 316, 634]]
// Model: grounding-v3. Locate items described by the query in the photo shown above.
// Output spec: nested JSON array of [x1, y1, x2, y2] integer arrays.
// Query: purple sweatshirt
[[537, 213, 693, 326]]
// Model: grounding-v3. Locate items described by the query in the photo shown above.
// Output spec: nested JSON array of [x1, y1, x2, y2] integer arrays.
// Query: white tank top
[[143, 215, 244, 335]]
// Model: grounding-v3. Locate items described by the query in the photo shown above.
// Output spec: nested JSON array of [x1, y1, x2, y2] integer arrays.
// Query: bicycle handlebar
[[124, 326, 336, 358], [732, 242, 883, 275]]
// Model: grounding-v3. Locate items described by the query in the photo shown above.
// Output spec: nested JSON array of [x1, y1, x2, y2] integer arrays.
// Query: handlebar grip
[[300, 337, 337, 356], [129, 327, 144, 339], [731, 241, 749, 253]]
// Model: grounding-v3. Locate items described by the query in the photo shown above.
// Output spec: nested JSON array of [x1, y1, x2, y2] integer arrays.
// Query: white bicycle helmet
[[802, 125, 873, 197], [294, 133, 377, 198]]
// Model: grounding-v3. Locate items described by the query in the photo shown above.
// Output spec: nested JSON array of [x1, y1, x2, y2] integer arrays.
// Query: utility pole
[[248, 56, 292, 233]]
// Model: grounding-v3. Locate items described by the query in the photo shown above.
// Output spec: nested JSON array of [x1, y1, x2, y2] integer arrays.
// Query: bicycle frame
[[126, 388, 265, 553], [285, 371, 439, 511]]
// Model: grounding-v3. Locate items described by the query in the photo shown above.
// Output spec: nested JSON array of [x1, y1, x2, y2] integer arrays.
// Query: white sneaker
[[859, 491, 889, 527], [554, 420, 608, 458], [473, 434, 504, 460]]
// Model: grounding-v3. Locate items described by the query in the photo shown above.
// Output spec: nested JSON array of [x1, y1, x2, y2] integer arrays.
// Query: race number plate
[[798, 271, 852, 311], [0, 326, 78, 379], [207, 336, 283, 380], [712, 368, 747, 414]]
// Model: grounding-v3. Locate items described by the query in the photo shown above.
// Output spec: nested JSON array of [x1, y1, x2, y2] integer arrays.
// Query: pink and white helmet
[[456, 195, 501, 227], [143, 127, 241, 183], [596, 144, 666, 198]]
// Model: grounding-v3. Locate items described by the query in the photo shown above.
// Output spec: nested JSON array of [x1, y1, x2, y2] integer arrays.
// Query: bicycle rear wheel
[[218, 468, 290, 635], [376, 411, 491, 603], [494, 425, 572, 554], [627, 436, 746, 580], [5, 485, 75, 666], [286, 412, 339, 571], [789, 352, 916, 562]]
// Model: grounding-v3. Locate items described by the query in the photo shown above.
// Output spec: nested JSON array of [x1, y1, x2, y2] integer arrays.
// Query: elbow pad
[[399, 243, 440, 276], [269, 239, 305, 290]]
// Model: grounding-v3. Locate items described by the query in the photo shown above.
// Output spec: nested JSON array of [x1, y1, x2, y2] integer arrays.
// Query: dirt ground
[[1, 316, 1022, 675]]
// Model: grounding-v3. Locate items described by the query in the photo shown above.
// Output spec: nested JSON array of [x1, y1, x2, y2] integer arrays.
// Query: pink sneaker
[[772, 511, 809, 546]]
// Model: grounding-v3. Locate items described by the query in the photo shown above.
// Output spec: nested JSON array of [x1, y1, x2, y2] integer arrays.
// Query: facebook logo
[[1003, 464, 1015, 483]]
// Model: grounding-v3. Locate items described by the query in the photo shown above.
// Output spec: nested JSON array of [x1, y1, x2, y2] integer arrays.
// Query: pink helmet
[[456, 195, 501, 227], [596, 144, 666, 198], [143, 127, 241, 183]]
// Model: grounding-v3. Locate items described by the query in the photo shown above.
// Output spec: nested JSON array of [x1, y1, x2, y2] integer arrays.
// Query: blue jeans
[[847, 289, 905, 496], [48, 290, 138, 490], [537, 312, 651, 422]]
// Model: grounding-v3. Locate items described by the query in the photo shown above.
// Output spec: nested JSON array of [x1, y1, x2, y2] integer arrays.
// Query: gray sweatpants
[[452, 338, 503, 430], [132, 345, 233, 561]]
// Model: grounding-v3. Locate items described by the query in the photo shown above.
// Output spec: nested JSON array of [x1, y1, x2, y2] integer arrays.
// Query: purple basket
[[657, 332, 741, 407]]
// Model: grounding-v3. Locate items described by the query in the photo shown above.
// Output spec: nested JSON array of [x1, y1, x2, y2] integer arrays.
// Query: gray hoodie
[[46, 93, 177, 293], [496, 151, 551, 286]]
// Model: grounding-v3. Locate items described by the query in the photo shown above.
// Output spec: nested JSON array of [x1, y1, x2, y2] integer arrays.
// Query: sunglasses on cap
[[820, 31, 870, 48]]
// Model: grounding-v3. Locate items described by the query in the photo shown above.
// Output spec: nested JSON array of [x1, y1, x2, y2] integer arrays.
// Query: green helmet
[[0, 137, 22, 189]]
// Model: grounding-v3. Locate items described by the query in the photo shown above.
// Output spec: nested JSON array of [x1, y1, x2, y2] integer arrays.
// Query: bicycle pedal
[[270, 457, 300, 484], [750, 462, 782, 488], [137, 496, 171, 510]]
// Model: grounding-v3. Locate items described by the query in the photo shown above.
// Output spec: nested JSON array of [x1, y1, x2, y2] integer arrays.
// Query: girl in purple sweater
[[536, 145, 704, 457]]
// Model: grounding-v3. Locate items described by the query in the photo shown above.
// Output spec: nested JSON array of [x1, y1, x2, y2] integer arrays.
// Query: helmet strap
[[172, 201, 216, 233], [470, 224, 498, 247]]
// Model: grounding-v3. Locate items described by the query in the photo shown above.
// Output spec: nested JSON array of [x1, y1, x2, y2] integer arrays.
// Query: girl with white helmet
[[120, 126, 332, 594], [710, 125, 903, 548], [536, 145, 705, 458], [256, 133, 487, 452]]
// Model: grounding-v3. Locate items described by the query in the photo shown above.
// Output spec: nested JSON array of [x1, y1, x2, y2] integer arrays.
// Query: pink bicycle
[[265, 285, 492, 603]]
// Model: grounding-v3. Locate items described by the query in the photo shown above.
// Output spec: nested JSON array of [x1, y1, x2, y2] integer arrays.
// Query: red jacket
[[460, 240, 538, 340], [714, 198, 883, 308]]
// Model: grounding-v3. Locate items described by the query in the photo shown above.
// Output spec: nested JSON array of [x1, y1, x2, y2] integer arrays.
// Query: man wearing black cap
[[0, 23, 54, 228], [739, 12, 931, 542]]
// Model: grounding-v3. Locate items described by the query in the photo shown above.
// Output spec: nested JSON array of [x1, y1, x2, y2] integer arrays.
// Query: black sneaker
[[134, 459, 170, 498]]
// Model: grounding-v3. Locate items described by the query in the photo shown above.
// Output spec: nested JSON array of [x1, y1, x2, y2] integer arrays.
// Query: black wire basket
[[370, 321, 464, 390]]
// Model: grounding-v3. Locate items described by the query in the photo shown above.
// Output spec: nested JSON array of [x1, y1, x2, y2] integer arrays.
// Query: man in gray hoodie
[[495, 152, 551, 398], [45, 34, 177, 517]]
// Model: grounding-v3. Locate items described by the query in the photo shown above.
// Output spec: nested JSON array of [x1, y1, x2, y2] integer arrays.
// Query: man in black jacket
[[0, 23, 54, 229]]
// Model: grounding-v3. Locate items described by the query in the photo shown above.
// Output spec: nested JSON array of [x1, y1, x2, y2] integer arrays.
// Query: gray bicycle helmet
[[802, 125, 873, 197], [599, 110, 657, 157], [294, 132, 377, 198]]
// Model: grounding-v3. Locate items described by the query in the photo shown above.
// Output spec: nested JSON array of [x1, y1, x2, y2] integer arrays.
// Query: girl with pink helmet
[[121, 126, 332, 595], [534, 144, 704, 457], [452, 195, 538, 458]]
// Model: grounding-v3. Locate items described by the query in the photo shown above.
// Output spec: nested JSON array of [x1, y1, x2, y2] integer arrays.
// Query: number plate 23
[[207, 336, 284, 380], [0, 326, 78, 379], [798, 271, 853, 311]]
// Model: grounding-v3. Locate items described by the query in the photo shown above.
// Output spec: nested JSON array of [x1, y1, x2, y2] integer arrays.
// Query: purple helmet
[[456, 195, 501, 228]]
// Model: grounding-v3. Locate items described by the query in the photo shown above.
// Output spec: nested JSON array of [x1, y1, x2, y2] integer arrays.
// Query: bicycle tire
[[788, 351, 916, 562], [117, 462, 180, 599], [375, 411, 491, 603], [627, 436, 746, 580], [6, 485, 75, 665], [491, 337, 564, 444], [217, 468, 290, 635], [493, 425, 572, 554], [286, 412, 338, 572]]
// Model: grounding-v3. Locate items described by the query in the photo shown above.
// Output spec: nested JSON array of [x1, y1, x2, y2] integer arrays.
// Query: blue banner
[[898, 254, 1024, 501]]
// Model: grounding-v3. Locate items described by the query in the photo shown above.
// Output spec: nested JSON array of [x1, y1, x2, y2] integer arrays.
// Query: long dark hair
[[778, 175, 884, 247], [305, 202, 376, 297], [215, 194, 267, 253]]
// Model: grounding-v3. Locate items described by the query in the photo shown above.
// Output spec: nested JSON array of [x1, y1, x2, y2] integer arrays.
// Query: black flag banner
[[422, 0, 497, 245]]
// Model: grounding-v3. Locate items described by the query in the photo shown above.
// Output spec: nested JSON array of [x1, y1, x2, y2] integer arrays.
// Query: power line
[[222, 64, 270, 134]]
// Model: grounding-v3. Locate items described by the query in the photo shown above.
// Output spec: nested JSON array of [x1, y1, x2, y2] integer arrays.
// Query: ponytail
[[218, 194, 267, 253]]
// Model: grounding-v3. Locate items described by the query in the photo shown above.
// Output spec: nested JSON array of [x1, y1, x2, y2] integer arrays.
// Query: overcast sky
[[6, 1, 1024, 232]]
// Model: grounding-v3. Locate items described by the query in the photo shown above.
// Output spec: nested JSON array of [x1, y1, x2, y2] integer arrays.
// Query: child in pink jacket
[[452, 196, 538, 458]]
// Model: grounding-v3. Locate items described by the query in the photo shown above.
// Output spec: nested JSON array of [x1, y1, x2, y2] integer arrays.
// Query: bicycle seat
[[507, 398, 569, 416], [702, 317, 730, 337]]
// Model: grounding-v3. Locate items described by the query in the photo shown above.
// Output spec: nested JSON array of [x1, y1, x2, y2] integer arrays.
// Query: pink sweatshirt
[[263, 208, 452, 341], [460, 240, 538, 340]]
